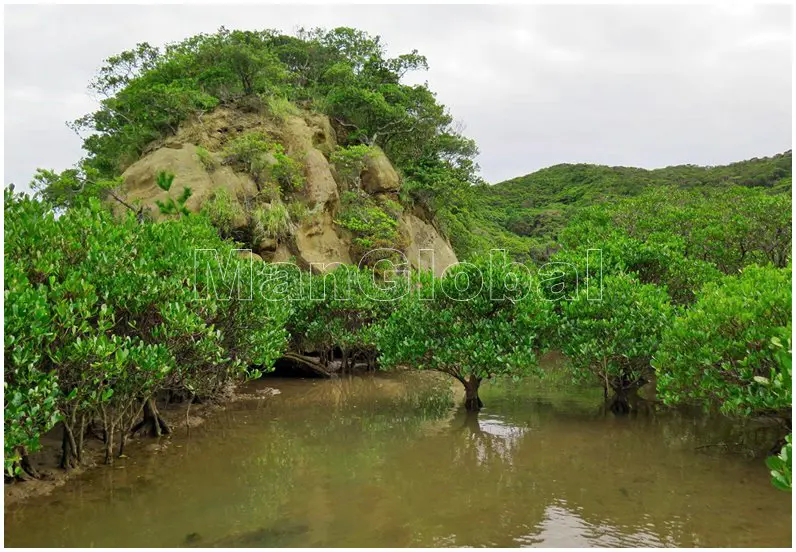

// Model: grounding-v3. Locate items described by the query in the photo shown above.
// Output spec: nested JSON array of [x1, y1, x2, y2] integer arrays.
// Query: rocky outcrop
[[399, 212, 458, 277], [294, 210, 352, 269], [117, 105, 457, 274], [302, 149, 339, 207], [237, 250, 264, 262], [361, 147, 401, 194], [119, 143, 256, 221]]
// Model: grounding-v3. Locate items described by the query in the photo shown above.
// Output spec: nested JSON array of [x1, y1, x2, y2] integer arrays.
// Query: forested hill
[[459, 150, 792, 261]]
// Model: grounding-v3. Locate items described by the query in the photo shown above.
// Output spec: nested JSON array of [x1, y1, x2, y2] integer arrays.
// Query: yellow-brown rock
[[119, 143, 255, 224], [399, 212, 458, 277], [361, 147, 401, 194], [117, 106, 456, 273]]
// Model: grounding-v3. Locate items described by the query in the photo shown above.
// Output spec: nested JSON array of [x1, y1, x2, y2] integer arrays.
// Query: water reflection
[[516, 501, 673, 547], [4, 373, 791, 548]]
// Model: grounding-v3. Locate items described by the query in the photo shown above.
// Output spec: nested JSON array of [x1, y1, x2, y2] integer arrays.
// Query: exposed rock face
[[117, 106, 457, 273], [119, 143, 256, 221], [302, 149, 339, 207], [399, 212, 458, 277], [361, 147, 401, 194], [294, 210, 353, 269], [268, 244, 294, 264]]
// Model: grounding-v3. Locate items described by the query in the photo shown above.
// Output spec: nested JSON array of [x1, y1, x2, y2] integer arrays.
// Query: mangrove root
[[131, 398, 171, 437]]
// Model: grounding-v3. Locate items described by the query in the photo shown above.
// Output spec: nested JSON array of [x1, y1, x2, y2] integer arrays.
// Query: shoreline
[[3, 383, 282, 510]]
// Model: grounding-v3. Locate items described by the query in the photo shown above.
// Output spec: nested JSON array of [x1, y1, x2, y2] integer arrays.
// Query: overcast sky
[[3, 4, 792, 191]]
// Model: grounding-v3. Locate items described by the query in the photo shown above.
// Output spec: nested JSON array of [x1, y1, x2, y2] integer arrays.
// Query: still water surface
[[4, 372, 792, 547]]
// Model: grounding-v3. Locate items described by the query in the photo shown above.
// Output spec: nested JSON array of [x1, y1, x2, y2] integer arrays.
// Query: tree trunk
[[104, 423, 115, 465], [59, 422, 79, 470], [17, 446, 40, 479], [76, 414, 86, 463], [463, 377, 483, 412], [118, 430, 128, 457], [607, 374, 649, 416], [369, 351, 378, 371], [608, 389, 631, 415], [131, 397, 171, 437]]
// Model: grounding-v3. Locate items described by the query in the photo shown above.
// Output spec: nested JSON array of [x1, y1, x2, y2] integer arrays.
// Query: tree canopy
[[59, 26, 479, 222]]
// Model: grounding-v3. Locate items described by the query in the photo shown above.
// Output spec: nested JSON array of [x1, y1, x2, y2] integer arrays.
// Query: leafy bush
[[223, 132, 273, 177], [252, 202, 292, 242], [286, 265, 403, 372], [268, 145, 305, 194], [223, 132, 304, 195], [556, 273, 673, 413], [767, 434, 792, 492], [554, 217, 723, 305], [377, 255, 554, 410], [4, 188, 289, 475], [335, 191, 403, 261], [606, 186, 792, 273], [654, 265, 792, 418], [330, 144, 374, 189], [286, 200, 309, 224], [380, 198, 404, 219], [154, 170, 192, 216], [265, 95, 300, 121]]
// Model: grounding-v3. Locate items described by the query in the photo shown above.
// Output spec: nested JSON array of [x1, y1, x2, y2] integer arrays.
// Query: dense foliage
[[49, 27, 479, 226], [556, 273, 672, 413], [377, 256, 553, 410], [4, 188, 290, 475], [458, 151, 792, 261], [654, 265, 791, 419], [335, 190, 405, 264], [284, 265, 405, 374]]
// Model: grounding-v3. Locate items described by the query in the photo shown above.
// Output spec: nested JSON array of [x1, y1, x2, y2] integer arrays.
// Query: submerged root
[[463, 377, 483, 412], [608, 393, 631, 416], [131, 398, 171, 437]]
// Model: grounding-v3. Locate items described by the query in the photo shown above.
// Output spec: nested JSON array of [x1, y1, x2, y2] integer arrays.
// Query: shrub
[[269, 145, 305, 194], [3, 188, 289, 475], [265, 95, 300, 121], [200, 188, 244, 237], [252, 202, 292, 242], [223, 132, 304, 195], [154, 170, 192, 216], [286, 200, 309, 224], [335, 191, 403, 262], [654, 265, 792, 418], [377, 256, 554, 411], [767, 434, 792, 492], [223, 132, 272, 176], [381, 198, 404, 219], [330, 145, 374, 189], [195, 146, 217, 172], [556, 272, 673, 414]]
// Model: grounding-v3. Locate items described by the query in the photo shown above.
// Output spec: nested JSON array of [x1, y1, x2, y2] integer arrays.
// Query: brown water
[[4, 372, 792, 547]]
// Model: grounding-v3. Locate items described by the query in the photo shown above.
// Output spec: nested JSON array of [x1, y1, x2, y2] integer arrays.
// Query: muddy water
[[4, 372, 791, 547]]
